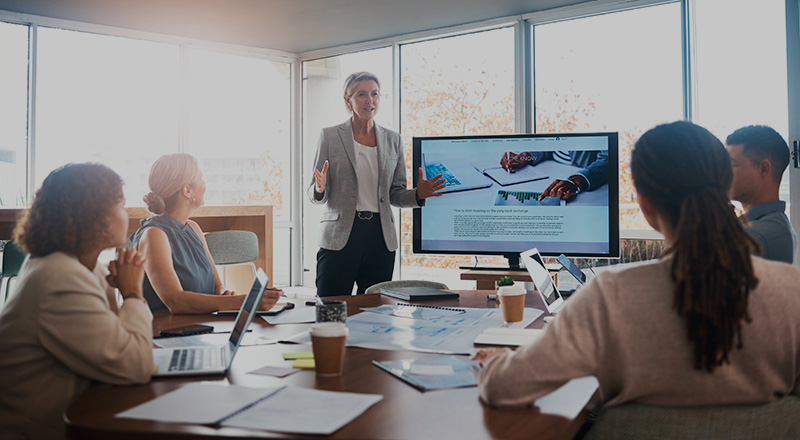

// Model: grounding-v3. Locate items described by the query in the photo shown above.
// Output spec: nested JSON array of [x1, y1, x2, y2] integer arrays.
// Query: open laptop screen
[[229, 269, 268, 351]]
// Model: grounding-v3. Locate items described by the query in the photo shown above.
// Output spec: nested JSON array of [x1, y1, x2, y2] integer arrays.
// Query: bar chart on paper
[[494, 190, 563, 206]]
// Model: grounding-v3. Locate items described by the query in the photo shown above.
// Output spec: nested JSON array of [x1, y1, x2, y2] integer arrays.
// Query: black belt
[[356, 211, 379, 220]]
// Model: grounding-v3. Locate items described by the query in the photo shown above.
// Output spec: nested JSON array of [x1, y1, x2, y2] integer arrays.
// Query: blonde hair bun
[[143, 192, 166, 214]]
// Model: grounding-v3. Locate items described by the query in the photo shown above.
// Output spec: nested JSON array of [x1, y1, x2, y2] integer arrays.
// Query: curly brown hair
[[13, 163, 124, 257]]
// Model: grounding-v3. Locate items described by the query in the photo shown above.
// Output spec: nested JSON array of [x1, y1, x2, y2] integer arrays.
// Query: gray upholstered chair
[[365, 280, 449, 294], [204, 231, 259, 283], [583, 396, 800, 440]]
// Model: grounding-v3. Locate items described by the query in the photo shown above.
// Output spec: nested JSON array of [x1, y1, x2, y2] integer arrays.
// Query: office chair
[[1, 240, 26, 302], [582, 395, 800, 440], [205, 231, 259, 284], [365, 280, 449, 294]]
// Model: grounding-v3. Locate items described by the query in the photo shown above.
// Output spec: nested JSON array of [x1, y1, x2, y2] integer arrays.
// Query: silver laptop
[[152, 268, 268, 376], [520, 248, 565, 314], [422, 153, 492, 193]]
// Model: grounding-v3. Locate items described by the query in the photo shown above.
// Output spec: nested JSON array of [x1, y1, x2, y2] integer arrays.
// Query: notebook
[[361, 303, 466, 320], [152, 268, 268, 377], [379, 286, 459, 301], [481, 164, 549, 186], [474, 328, 545, 347], [372, 356, 480, 391]]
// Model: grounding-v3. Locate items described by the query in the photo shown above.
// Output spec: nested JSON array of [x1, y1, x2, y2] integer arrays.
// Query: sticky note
[[282, 351, 314, 360], [292, 359, 315, 370]]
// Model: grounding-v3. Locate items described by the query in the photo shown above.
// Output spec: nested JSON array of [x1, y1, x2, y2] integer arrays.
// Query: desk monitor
[[412, 132, 619, 268]]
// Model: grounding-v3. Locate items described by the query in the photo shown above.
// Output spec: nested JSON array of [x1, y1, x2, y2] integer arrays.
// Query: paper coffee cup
[[497, 286, 526, 323], [310, 322, 348, 376]]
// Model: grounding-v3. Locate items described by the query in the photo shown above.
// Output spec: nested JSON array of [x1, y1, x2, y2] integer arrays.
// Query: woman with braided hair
[[474, 121, 800, 408]]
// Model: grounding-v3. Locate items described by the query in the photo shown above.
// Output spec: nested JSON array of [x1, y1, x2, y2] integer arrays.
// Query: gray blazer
[[307, 119, 420, 252]]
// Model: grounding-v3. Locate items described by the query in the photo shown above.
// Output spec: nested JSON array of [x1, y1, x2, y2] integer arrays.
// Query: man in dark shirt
[[726, 125, 796, 264]]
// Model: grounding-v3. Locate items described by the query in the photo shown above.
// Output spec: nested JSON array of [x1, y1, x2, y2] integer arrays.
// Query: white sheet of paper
[[261, 306, 316, 325], [221, 387, 382, 435], [153, 332, 275, 348], [116, 383, 282, 424], [409, 364, 455, 376], [534, 376, 599, 419]]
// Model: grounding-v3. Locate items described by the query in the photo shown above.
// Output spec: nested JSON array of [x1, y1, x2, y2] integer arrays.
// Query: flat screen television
[[412, 132, 619, 269]]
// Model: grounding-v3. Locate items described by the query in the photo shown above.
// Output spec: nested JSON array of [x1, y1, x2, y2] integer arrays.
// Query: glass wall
[[533, 3, 684, 230], [0, 22, 28, 207], [184, 48, 292, 220], [400, 27, 515, 288], [35, 27, 180, 205], [693, 0, 789, 206]]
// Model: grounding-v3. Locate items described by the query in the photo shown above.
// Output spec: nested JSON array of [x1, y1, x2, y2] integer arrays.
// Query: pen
[[305, 300, 317, 306], [486, 294, 497, 300], [506, 151, 511, 174]]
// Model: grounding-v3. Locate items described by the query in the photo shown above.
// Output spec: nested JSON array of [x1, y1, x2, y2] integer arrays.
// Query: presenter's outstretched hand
[[500, 152, 531, 173], [314, 160, 329, 194], [416, 168, 446, 200]]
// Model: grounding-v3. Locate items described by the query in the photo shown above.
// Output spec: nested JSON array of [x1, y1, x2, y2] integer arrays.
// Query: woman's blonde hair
[[143, 153, 201, 214], [343, 71, 381, 114]]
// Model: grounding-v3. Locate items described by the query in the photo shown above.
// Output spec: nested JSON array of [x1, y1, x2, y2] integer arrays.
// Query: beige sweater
[[479, 256, 800, 408], [0, 252, 153, 440]]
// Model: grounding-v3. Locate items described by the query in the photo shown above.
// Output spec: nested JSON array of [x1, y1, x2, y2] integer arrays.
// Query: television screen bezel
[[411, 132, 620, 259]]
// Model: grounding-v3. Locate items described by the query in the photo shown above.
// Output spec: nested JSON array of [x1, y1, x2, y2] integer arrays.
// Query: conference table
[[65, 291, 599, 439]]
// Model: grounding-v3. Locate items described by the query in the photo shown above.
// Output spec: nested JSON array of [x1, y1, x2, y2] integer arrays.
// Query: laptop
[[520, 247, 565, 314], [152, 268, 268, 376], [422, 153, 492, 193]]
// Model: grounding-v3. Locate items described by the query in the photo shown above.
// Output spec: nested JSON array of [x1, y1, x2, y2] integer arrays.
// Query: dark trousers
[[316, 212, 395, 297]]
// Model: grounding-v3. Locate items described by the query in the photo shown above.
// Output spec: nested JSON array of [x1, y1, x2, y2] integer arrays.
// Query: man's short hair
[[726, 125, 790, 182]]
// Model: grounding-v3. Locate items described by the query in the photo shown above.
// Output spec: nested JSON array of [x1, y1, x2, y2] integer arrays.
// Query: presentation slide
[[417, 134, 612, 256]]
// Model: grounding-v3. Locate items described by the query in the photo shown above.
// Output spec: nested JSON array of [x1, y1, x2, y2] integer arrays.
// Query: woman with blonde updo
[[132, 153, 280, 314]]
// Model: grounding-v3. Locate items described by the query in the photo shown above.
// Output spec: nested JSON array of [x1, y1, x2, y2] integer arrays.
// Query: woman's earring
[[191, 196, 196, 205]]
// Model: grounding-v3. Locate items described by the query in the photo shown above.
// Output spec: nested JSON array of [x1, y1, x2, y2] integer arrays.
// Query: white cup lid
[[497, 285, 526, 296], [310, 322, 348, 337]]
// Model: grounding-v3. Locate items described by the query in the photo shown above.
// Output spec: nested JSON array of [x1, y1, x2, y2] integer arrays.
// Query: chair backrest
[[583, 396, 800, 440], [2, 240, 26, 276], [204, 231, 259, 265], [365, 280, 449, 294]]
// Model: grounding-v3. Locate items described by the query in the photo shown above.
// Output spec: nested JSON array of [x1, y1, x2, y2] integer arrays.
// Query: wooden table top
[[64, 291, 594, 440]]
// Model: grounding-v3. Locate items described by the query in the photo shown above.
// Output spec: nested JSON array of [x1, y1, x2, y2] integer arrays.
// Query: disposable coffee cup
[[497, 285, 526, 323], [310, 322, 348, 376], [316, 300, 347, 323]]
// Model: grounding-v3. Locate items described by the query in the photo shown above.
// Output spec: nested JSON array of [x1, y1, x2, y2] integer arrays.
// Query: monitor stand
[[459, 254, 527, 271]]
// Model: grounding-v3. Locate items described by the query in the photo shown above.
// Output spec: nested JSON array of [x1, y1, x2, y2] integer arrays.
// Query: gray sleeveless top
[[131, 215, 215, 312]]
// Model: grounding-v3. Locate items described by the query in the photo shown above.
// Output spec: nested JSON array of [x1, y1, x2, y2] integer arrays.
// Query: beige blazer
[[0, 252, 153, 440], [308, 119, 420, 251]]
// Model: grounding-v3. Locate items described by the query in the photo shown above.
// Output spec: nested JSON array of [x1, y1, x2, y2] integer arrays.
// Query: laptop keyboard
[[425, 163, 460, 186], [169, 346, 225, 371]]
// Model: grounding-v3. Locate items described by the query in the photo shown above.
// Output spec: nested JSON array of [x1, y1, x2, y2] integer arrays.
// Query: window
[[302, 48, 393, 285], [184, 48, 292, 219], [693, 0, 789, 205], [0, 22, 29, 207], [35, 27, 180, 205], [533, 3, 684, 230], [400, 28, 515, 287]]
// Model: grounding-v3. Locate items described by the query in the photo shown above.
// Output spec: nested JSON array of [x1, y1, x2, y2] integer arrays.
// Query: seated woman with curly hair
[[0, 163, 153, 440], [132, 153, 280, 314]]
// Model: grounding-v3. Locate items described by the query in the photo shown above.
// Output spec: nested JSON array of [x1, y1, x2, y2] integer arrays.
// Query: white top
[[355, 140, 380, 213]]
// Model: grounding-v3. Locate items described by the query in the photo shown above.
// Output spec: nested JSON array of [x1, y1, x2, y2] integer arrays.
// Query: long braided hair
[[631, 121, 760, 372]]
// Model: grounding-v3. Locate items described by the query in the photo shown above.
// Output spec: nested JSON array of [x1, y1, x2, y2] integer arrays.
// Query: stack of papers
[[117, 383, 382, 435], [473, 328, 545, 347]]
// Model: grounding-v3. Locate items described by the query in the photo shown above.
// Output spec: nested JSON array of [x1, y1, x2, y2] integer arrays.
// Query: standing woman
[[0, 163, 153, 440], [475, 121, 800, 408], [309, 72, 445, 296]]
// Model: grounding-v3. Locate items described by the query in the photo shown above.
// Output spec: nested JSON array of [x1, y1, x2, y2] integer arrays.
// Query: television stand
[[458, 265, 527, 272]]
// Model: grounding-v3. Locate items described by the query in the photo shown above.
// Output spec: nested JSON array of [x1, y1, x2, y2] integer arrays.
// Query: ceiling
[[0, 0, 593, 54]]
